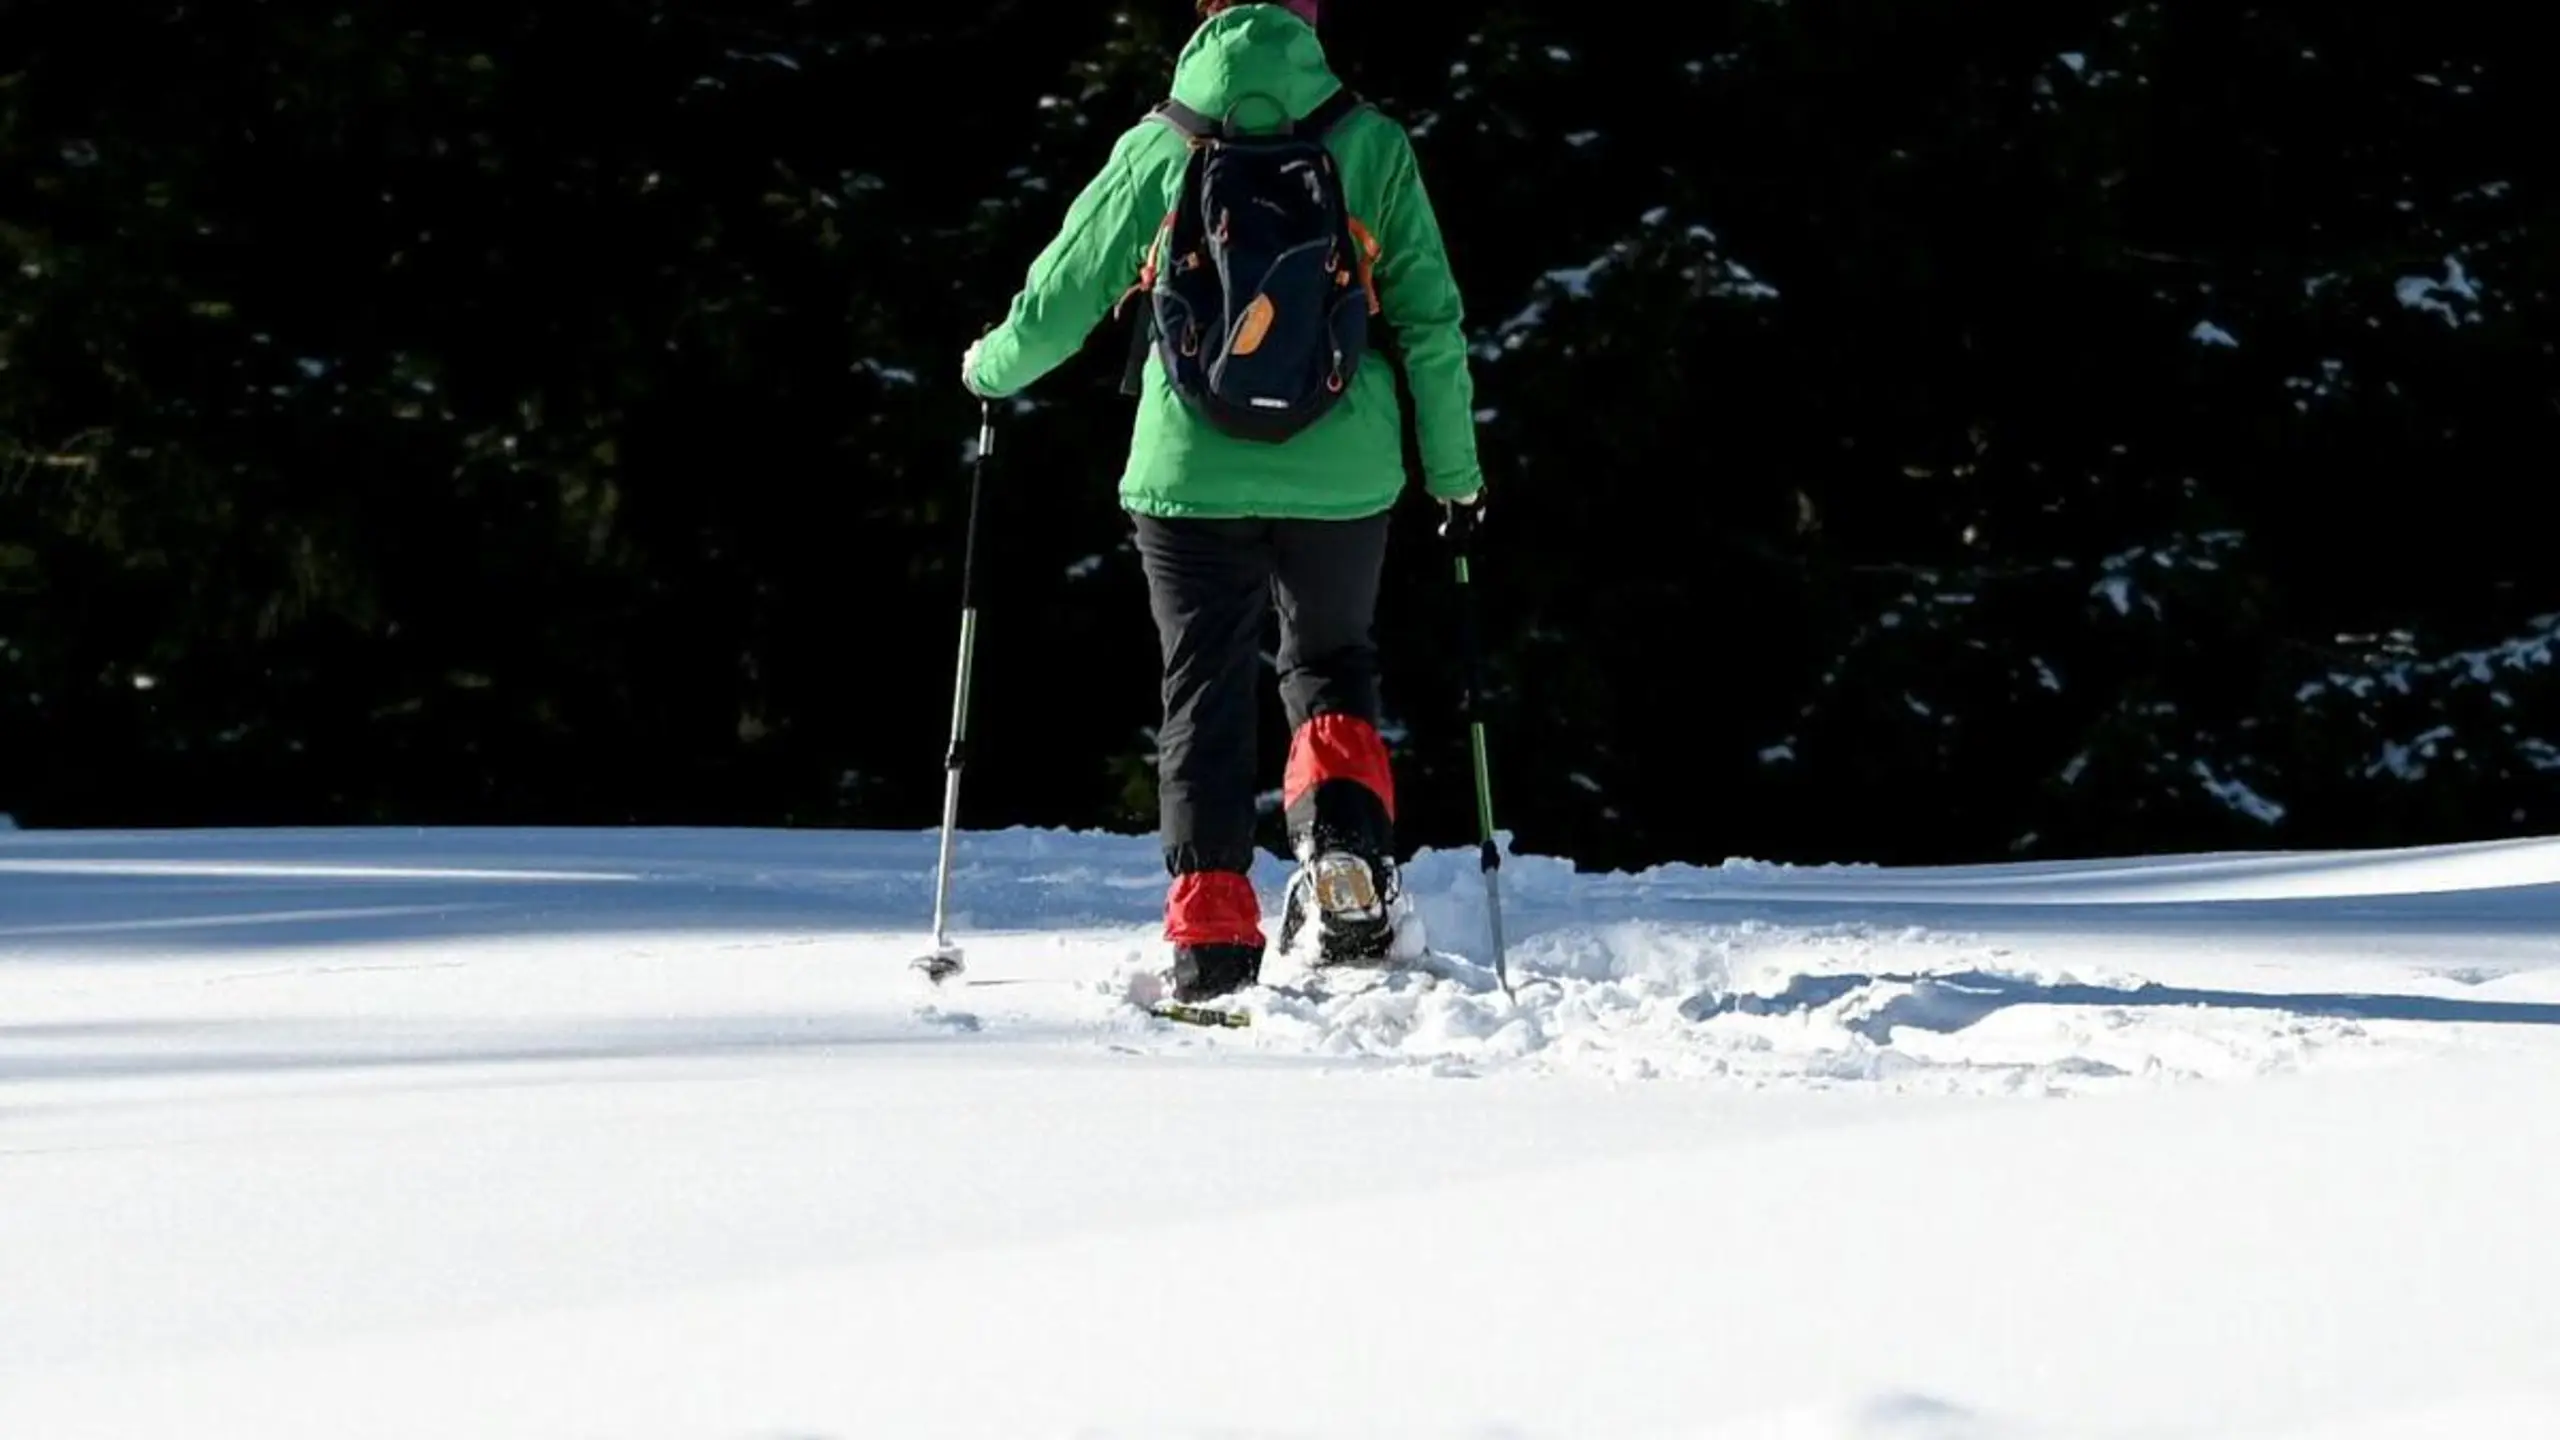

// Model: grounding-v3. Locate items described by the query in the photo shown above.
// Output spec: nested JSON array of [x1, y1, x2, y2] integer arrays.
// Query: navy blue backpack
[[1116, 86, 1380, 443]]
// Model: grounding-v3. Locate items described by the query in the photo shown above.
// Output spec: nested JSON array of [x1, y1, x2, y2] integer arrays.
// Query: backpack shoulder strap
[[1149, 90, 1364, 141], [1299, 85, 1367, 138], [1122, 99, 1214, 398], [1148, 99, 1214, 140]]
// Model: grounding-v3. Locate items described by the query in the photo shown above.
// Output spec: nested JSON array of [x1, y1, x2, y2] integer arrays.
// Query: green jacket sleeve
[[970, 128, 1156, 399], [1373, 125, 1484, 500]]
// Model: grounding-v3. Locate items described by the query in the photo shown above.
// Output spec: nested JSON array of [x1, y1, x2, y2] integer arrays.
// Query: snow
[[2370, 724, 2459, 780], [2299, 615, 2560, 703], [1545, 260, 1607, 299], [2192, 757, 2287, 823], [2295, 616, 2560, 781], [2191, 319, 2239, 347], [2396, 255, 2482, 326], [1708, 256, 1781, 300], [2089, 531, 2245, 618], [10, 824, 2560, 1437], [2287, 357, 2347, 409], [1480, 226, 1775, 360]]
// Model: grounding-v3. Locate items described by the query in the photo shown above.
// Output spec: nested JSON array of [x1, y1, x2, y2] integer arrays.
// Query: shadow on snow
[[1688, 968, 2560, 1042], [0, 1012, 1029, 1085]]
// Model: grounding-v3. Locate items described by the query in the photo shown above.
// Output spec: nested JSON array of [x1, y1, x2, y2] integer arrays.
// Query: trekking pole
[[914, 398, 994, 984], [1441, 497, 1511, 998]]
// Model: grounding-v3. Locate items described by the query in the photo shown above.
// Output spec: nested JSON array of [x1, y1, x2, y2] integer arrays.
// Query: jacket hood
[[1169, 5, 1342, 132]]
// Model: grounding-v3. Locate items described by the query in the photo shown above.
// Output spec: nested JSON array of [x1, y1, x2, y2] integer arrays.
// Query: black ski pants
[[1134, 510, 1397, 947]]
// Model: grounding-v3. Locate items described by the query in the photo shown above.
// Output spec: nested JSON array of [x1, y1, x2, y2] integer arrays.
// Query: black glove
[[1436, 486, 1486, 543]]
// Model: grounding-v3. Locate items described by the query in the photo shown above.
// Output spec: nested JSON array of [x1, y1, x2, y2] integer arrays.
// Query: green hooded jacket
[[968, 4, 1484, 520]]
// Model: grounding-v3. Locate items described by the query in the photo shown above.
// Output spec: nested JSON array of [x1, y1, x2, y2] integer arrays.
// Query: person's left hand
[[1437, 483, 1486, 540], [960, 337, 989, 398]]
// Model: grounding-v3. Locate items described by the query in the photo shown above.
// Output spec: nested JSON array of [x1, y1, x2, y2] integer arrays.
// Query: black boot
[[1277, 848, 1402, 966], [1172, 942, 1263, 1001], [1278, 760, 1402, 967]]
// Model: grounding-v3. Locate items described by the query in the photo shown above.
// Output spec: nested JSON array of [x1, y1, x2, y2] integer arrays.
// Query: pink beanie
[[1285, 0, 1319, 22]]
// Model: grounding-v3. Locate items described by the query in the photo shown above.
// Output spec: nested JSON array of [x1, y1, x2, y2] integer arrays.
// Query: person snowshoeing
[[961, 0, 1486, 1002]]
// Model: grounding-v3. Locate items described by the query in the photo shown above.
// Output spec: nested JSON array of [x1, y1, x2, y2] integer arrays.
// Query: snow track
[[1049, 835, 2560, 1092]]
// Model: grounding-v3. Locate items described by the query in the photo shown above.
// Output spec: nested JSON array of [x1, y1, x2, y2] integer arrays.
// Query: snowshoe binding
[[1145, 941, 1263, 1028], [1277, 848, 1423, 969], [1170, 941, 1261, 1002]]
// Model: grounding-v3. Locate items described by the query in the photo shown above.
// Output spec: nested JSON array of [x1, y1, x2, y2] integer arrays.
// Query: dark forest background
[[3, 0, 2553, 872]]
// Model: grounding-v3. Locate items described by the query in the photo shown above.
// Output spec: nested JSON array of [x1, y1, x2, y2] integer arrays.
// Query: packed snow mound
[[1072, 833, 2560, 1093]]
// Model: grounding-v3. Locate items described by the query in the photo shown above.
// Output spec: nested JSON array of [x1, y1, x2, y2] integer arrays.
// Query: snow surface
[[8, 824, 2560, 1437]]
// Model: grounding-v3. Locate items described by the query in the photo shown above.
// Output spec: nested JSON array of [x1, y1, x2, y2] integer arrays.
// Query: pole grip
[[956, 401, 990, 615]]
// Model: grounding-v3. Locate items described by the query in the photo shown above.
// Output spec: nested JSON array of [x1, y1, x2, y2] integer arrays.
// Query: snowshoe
[[1170, 941, 1262, 1001], [1276, 849, 1423, 969], [1151, 999, 1252, 1028], [1131, 943, 1264, 1028]]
